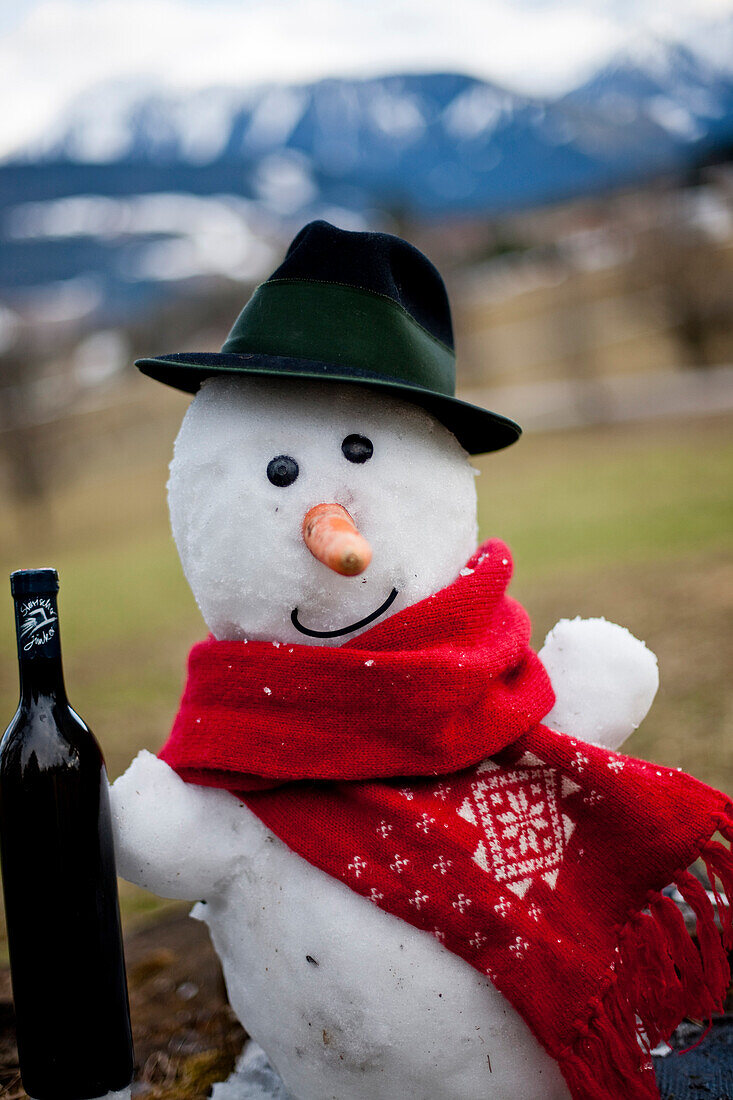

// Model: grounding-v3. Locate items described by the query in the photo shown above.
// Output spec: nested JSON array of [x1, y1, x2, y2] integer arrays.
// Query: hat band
[[221, 279, 456, 396]]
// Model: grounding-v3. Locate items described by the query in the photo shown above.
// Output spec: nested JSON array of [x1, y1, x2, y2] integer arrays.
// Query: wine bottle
[[0, 569, 133, 1100]]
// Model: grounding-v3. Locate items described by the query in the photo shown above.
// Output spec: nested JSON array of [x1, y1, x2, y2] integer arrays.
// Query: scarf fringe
[[561, 815, 733, 1100]]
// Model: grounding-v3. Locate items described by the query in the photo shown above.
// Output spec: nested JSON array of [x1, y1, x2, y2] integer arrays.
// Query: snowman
[[111, 222, 731, 1100]]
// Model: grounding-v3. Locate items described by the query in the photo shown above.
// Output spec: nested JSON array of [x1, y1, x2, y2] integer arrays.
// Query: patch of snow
[[559, 227, 632, 273], [244, 86, 308, 152], [8, 195, 124, 239], [19, 78, 250, 165], [211, 1040, 292, 1098], [72, 330, 129, 386], [686, 17, 733, 78], [8, 193, 277, 284], [442, 85, 512, 139], [45, 85, 141, 163], [683, 187, 733, 240], [620, 34, 678, 81], [368, 89, 425, 140], [252, 151, 317, 215], [166, 87, 246, 163], [20, 276, 102, 324], [646, 95, 703, 141]]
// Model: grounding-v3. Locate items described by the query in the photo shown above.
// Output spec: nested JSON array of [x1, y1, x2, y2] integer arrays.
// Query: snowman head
[[168, 374, 478, 646], [143, 220, 520, 643]]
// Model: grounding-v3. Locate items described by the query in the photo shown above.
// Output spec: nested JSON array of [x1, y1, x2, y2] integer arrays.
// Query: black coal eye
[[267, 455, 299, 487], [341, 434, 373, 464]]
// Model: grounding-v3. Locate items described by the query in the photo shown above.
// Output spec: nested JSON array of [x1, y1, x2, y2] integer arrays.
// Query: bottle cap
[[10, 569, 60, 598]]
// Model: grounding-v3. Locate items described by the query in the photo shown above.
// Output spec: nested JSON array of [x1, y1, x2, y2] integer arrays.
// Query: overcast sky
[[1, 0, 732, 158]]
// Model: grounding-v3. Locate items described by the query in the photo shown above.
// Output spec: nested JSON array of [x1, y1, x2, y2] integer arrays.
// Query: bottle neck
[[14, 591, 68, 705]]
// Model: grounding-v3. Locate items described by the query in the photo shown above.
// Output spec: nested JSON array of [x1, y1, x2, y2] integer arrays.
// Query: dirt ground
[[0, 910, 245, 1099]]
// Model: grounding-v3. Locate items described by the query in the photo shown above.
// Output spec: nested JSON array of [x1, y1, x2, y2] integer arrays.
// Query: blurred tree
[[624, 183, 733, 370], [0, 276, 258, 518], [0, 345, 54, 506]]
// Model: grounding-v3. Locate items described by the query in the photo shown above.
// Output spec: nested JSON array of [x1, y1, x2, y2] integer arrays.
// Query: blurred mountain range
[[2, 30, 733, 326]]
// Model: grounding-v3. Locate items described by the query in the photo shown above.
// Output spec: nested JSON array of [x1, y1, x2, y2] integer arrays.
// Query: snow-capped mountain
[[1, 28, 732, 322], [14, 55, 732, 217], [563, 38, 733, 151]]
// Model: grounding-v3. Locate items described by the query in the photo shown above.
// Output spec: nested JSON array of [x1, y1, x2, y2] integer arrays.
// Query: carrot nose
[[302, 503, 372, 576]]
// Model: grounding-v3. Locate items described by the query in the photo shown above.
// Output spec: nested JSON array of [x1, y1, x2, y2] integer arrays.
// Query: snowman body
[[115, 750, 571, 1099], [112, 376, 659, 1100]]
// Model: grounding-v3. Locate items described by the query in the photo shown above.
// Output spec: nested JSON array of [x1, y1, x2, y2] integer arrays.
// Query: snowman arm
[[538, 617, 659, 751], [109, 750, 246, 900]]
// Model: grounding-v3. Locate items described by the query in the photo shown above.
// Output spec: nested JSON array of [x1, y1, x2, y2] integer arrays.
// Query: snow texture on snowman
[[111, 222, 733, 1100]]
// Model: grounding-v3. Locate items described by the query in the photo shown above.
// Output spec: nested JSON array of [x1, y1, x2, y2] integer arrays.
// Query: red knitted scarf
[[160, 539, 733, 1100]]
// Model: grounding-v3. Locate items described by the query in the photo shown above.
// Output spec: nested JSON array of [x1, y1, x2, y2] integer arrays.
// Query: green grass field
[[0, 401, 731, 946]]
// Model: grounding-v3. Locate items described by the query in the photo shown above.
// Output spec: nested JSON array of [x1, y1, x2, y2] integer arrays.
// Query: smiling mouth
[[291, 588, 399, 639]]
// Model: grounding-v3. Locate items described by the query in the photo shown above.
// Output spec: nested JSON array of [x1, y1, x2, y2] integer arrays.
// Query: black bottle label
[[15, 595, 60, 660]]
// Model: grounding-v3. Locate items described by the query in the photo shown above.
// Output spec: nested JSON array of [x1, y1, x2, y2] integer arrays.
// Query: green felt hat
[[135, 220, 521, 455]]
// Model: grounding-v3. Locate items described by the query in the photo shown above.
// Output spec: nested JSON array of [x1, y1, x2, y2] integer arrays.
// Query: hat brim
[[135, 350, 521, 455]]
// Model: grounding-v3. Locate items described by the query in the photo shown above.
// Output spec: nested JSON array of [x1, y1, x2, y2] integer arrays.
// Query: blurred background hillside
[[0, 0, 731, 950]]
